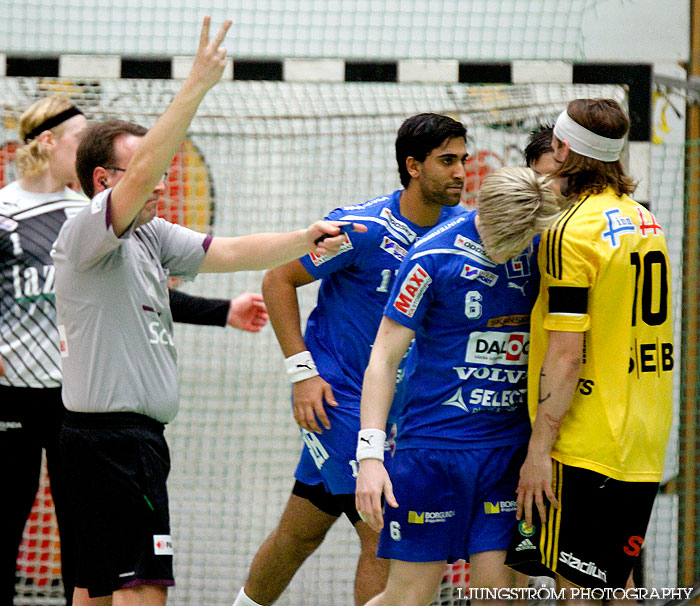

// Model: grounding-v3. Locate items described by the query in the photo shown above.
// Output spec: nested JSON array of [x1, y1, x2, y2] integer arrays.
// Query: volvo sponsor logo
[[465, 332, 529, 365], [453, 366, 526, 384]]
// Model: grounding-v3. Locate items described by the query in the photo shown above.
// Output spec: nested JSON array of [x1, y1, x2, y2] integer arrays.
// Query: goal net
[[0, 76, 682, 605]]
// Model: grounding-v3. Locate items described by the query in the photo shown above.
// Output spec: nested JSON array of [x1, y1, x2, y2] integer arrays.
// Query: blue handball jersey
[[384, 210, 537, 450], [300, 190, 466, 410]]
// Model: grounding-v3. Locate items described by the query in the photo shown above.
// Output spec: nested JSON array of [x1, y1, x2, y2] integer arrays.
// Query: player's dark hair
[[524, 125, 554, 168], [76, 120, 148, 198], [552, 99, 636, 197], [395, 113, 467, 187]]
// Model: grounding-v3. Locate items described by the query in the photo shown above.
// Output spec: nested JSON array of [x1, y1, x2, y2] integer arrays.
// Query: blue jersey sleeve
[[384, 249, 437, 331], [299, 207, 360, 279]]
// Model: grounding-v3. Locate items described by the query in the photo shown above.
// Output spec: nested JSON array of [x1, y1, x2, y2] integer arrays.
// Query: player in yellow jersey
[[503, 99, 673, 593]]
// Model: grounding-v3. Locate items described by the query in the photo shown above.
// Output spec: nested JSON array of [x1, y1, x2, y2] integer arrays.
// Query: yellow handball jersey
[[529, 187, 673, 482]]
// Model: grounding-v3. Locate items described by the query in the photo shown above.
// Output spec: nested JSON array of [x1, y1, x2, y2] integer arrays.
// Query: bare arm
[[262, 260, 315, 356], [198, 222, 366, 273], [262, 260, 338, 433], [516, 329, 583, 527], [355, 317, 415, 531], [110, 17, 231, 236]]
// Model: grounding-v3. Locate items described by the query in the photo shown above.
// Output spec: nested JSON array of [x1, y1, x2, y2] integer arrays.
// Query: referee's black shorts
[[59, 411, 174, 598]]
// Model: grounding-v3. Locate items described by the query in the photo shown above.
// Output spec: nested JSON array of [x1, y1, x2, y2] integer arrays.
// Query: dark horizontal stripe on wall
[[233, 60, 283, 81], [459, 62, 511, 83], [6, 57, 59, 77], [121, 58, 172, 79], [345, 61, 398, 82]]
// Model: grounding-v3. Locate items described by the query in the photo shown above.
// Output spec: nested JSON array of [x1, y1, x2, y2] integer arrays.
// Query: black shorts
[[292, 480, 361, 525], [504, 460, 658, 588], [59, 411, 174, 598]]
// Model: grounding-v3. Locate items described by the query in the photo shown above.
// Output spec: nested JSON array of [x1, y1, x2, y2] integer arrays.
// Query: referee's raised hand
[[188, 16, 232, 92]]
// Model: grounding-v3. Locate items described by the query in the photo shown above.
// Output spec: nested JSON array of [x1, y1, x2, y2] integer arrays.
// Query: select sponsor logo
[[483, 500, 516, 514], [465, 331, 529, 365], [309, 234, 353, 266], [393, 264, 432, 318], [380, 236, 408, 261], [380, 208, 417, 243], [460, 263, 498, 286], [408, 510, 455, 524], [441, 387, 468, 413], [559, 551, 607, 583], [153, 535, 174, 556], [468, 387, 526, 408]]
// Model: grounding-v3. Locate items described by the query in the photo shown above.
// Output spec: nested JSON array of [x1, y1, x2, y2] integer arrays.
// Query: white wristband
[[356, 428, 386, 462], [284, 350, 320, 383]]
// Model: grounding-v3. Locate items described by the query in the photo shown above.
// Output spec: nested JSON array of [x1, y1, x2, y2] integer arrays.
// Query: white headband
[[553, 109, 625, 162]]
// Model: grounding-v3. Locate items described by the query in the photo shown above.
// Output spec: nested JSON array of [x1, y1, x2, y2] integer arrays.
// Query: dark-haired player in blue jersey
[[355, 167, 561, 606], [232, 114, 469, 606]]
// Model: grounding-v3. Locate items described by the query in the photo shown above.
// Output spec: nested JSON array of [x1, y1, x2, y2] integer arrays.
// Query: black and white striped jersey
[[0, 182, 87, 388]]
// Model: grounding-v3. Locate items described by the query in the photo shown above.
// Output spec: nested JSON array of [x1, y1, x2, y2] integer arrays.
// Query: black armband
[[548, 286, 588, 315]]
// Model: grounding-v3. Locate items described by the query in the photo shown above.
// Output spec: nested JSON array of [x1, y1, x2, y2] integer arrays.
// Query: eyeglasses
[[103, 167, 170, 181]]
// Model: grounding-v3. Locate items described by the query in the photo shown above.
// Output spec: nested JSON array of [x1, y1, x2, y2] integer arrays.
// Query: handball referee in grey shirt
[[50, 17, 361, 606]]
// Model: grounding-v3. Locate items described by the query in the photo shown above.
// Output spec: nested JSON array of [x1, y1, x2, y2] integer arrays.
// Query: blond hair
[[15, 94, 76, 179], [477, 166, 561, 264]]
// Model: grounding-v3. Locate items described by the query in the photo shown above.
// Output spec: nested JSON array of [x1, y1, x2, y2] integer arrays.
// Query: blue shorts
[[295, 403, 393, 495], [378, 443, 526, 562]]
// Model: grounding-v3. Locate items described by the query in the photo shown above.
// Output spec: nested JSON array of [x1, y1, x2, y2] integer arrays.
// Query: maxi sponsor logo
[[465, 331, 529, 365], [393, 264, 432, 317]]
